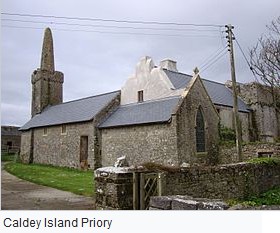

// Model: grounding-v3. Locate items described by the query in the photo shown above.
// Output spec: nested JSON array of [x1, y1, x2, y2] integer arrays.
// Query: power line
[[1, 12, 224, 28], [200, 50, 228, 73], [1, 18, 221, 32], [199, 46, 227, 69], [233, 32, 259, 79], [1, 25, 222, 38]]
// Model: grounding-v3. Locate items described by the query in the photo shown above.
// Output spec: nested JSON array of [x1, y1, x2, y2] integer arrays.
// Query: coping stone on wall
[[149, 195, 229, 210]]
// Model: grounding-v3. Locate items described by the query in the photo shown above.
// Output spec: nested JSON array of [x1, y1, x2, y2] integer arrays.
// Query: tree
[[250, 16, 280, 88]]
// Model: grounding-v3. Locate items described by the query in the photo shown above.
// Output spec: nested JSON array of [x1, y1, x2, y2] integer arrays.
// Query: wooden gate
[[133, 172, 163, 210]]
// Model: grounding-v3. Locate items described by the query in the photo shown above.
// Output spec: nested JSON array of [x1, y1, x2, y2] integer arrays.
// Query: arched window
[[196, 107, 205, 152]]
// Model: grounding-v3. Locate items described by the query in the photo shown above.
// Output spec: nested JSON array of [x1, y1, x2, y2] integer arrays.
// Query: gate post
[[133, 172, 140, 210]]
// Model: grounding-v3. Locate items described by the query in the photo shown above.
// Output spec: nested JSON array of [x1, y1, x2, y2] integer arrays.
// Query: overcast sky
[[1, 0, 280, 126]]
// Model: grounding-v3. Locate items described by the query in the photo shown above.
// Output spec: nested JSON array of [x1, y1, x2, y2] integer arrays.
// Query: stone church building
[[20, 28, 279, 169]]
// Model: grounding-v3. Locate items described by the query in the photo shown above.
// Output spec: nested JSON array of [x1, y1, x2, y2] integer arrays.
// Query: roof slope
[[99, 96, 181, 129], [202, 79, 249, 112], [1, 126, 21, 136], [20, 91, 120, 130], [164, 69, 250, 112]]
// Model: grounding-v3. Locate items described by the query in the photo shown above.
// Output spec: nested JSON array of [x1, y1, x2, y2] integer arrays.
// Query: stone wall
[[238, 82, 279, 142], [93, 93, 121, 169], [101, 76, 220, 167], [95, 162, 280, 210], [20, 130, 33, 163], [162, 162, 280, 200], [32, 121, 95, 168], [1, 135, 21, 153], [220, 143, 280, 164], [176, 77, 220, 165], [216, 105, 250, 142], [101, 118, 178, 167], [1, 126, 22, 152], [95, 167, 134, 210], [149, 195, 229, 210]]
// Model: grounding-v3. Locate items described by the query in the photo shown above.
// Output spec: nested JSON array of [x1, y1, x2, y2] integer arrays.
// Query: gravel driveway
[[1, 162, 95, 210]]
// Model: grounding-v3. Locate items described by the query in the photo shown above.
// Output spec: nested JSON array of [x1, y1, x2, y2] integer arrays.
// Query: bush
[[227, 187, 280, 206], [248, 157, 280, 165], [219, 125, 236, 141]]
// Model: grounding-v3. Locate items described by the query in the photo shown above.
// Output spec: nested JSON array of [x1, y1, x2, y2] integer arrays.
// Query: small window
[[61, 125, 67, 134], [138, 90, 143, 102], [43, 128, 48, 136]]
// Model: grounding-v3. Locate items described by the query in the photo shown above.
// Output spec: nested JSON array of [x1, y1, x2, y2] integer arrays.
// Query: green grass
[[4, 162, 94, 197], [1, 153, 16, 162], [227, 187, 280, 207]]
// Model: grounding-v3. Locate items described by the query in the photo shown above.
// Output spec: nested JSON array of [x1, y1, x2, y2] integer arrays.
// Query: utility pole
[[225, 24, 243, 161]]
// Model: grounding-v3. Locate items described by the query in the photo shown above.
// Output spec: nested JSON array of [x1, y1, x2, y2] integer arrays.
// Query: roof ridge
[[201, 78, 225, 86], [163, 68, 192, 77], [53, 90, 120, 106], [163, 68, 227, 86]]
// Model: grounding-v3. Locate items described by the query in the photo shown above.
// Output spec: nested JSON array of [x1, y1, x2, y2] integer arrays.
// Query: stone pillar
[[95, 167, 134, 210]]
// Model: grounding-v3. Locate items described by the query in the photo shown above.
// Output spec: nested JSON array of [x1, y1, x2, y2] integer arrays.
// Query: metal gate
[[133, 172, 162, 210]]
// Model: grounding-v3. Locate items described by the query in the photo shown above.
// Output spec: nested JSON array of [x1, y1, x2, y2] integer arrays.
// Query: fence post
[[133, 172, 139, 210]]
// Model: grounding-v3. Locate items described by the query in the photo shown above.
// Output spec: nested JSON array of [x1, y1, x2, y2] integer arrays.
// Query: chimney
[[159, 59, 178, 72]]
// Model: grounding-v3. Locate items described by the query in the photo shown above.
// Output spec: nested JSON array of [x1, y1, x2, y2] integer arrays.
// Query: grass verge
[[1, 153, 16, 162], [4, 162, 94, 197]]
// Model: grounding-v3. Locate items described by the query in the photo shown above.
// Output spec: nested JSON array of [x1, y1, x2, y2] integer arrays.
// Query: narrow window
[[61, 125, 67, 135], [196, 107, 206, 152], [43, 127, 48, 136], [138, 90, 144, 102]]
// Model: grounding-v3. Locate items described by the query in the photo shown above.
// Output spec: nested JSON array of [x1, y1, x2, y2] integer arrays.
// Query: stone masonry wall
[[220, 143, 280, 164], [33, 121, 94, 168], [176, 77, 220, 165], [217, 105, 250, 142], [95, 167, 134, 210], [149, 196, 229, 210], [238, 82, 279, 142], [101, 118, 178, 167], [20, 131, 33, 163], [1, 135, 21, 150], [93, 93, 120, 169], [162, 163, 280, 200], [95, 162, 280, 210]]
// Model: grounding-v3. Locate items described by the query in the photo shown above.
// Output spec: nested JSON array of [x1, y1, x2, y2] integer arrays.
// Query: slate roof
[[1, 126, 21, 136], [20, 91, 120, 131], [164, 69, 250, 112], [99, 96, 181, 129], [202, 79, 249, 112], [20, 69, 250, 131]]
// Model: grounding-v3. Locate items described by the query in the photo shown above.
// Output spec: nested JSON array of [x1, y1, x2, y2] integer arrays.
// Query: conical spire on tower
[[40, 27, 55, 72]]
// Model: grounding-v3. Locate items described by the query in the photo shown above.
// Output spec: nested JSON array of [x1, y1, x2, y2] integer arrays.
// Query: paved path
[[1, 163, 95, 210]]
